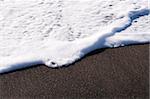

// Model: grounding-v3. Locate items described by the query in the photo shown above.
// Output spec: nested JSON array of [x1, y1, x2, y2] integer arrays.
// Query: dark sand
[[0, 44, 149, 99]]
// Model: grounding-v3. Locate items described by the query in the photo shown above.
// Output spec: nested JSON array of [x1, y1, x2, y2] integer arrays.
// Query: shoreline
[[0, 44, 149, 99]]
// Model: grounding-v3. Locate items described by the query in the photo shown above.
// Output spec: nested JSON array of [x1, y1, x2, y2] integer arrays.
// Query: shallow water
[[0, 0, 150, 73]]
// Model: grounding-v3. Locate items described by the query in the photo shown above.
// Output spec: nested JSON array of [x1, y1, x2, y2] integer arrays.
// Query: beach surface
[[0, 44, 149, 99]]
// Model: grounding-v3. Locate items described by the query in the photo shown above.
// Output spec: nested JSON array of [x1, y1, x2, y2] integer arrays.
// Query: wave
[[0, 0, 149, 73]]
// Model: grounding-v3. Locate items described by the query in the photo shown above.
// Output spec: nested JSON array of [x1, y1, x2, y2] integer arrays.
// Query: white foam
[[0, 0, 150, 73]]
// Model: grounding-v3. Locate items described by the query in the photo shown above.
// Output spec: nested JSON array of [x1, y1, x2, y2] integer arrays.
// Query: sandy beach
[[0, 44, 149, 99]]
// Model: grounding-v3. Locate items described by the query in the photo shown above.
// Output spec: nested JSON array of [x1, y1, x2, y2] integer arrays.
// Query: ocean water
[[0, 0, 149, 73]]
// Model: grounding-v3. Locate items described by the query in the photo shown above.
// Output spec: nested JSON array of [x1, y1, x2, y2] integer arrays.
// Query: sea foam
[[0, 0, 150, 73]]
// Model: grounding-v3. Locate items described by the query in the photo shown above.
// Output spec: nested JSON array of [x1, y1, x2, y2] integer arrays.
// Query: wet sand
[[0, 44, 149, 99]]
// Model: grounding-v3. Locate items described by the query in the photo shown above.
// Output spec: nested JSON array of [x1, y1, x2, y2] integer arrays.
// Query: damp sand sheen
[[0, 0, 149, 73]]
